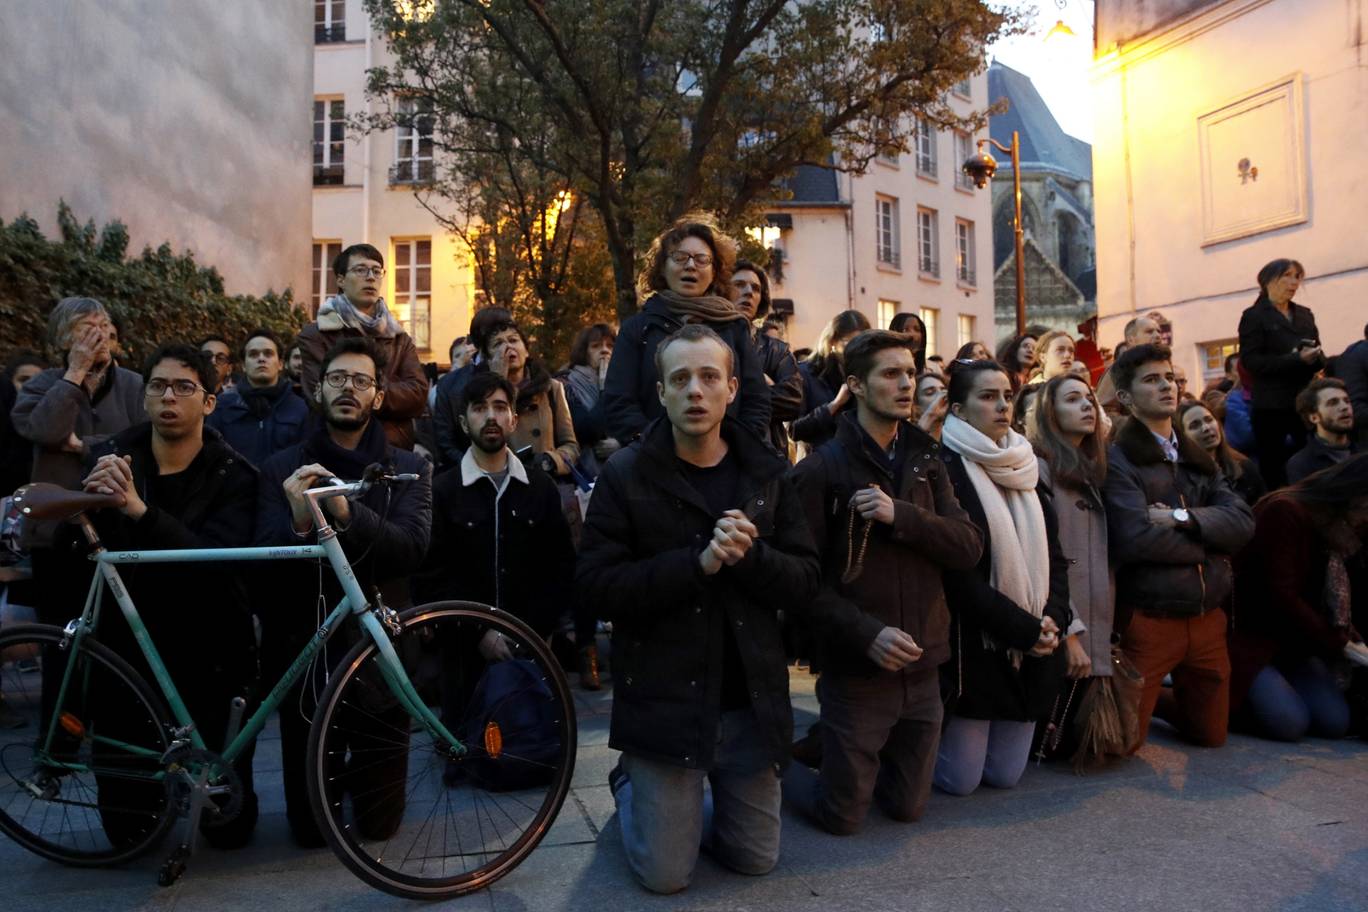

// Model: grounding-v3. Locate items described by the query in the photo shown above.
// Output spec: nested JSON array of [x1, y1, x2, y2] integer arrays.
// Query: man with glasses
[[297, 243, 429, 450], [255, 337, 432, 847], [206, 328, 309, 468], [78, 343, 261, 849], [199, 335, 237, 394]]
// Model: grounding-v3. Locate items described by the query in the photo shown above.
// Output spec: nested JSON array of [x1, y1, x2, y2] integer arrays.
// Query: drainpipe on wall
[[844, 170, 856, 309], [1121, 62, 1136, 315], [362, 14, 373, 248]]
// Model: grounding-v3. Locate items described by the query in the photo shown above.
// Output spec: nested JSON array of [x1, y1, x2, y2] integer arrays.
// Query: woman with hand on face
[[914, 371, 949, 441], [1028, 375, 1114, 696], [791, 309, 872, 448], [1177, 400, 1267, 508], [474, 315, 580, 480], [600, 214, 771, 445], [934, 360, 1071, 796], [1230, 455, 1368, 742]]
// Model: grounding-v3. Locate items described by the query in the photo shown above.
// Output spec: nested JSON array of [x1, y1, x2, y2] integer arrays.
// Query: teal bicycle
[[0, 472, 576, 899]]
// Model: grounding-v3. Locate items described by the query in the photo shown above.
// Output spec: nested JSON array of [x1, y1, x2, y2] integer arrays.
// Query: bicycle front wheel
[[0, 624, 176, 866], [307, 602, 577, 900]]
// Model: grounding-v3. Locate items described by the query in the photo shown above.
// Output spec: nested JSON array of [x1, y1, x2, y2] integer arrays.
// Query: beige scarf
[[942, 415, 1050, 654], [655, 289, 748, 324]]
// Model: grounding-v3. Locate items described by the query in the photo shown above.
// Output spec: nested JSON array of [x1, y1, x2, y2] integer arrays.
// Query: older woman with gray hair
[[11, 297, 145, 494]]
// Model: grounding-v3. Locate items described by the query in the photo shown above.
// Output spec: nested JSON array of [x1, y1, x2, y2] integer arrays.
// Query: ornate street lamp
[[962, 132, 1026, 335]]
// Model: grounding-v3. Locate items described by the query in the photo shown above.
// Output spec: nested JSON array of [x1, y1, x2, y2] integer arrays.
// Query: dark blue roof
[[779, 164, 841, 204], [988, 62, 1092, 180]]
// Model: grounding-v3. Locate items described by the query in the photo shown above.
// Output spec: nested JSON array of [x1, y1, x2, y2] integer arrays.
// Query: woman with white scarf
[[934, 360, 1070, 796]]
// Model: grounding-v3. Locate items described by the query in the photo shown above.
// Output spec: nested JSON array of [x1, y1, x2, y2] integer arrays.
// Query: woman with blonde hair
[[601, 214, 771, 443], [1027, 330, 1076, 384]]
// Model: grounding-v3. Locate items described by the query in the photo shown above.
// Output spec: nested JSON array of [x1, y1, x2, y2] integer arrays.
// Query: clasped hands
[[698, 509, 758, 576], [82, 453, 146, 519]]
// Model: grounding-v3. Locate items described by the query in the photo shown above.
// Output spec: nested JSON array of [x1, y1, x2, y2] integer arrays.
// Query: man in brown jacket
[[788, 330, 982, 835], [297, 243, 429, 449]]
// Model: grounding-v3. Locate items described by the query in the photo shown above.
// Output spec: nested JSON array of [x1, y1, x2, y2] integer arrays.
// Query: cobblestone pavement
[[5, 668, 1367, 911]]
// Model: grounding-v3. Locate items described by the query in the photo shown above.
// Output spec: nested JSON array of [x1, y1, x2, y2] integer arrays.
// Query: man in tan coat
[[297, 243, 429, 450]]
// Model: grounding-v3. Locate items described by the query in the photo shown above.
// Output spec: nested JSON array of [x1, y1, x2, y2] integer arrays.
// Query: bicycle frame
[[42, 480, 465, 776]]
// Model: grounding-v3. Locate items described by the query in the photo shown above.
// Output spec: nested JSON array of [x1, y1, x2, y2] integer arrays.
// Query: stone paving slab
[[4, 668, 1366, 912]]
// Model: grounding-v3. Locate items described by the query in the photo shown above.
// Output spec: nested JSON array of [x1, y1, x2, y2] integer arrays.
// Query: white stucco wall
[[0, 1, 313, 298], [1091, 0, 1368, 382]]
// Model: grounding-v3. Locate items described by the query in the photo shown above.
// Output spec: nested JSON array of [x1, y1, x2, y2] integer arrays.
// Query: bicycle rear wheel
[[0, 624, 176, 865], [307, 602, 577, 900]]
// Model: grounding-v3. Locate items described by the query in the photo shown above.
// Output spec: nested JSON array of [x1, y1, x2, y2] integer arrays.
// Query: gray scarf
[[319, 293, 403, 338], [561, 364, 600, 410]]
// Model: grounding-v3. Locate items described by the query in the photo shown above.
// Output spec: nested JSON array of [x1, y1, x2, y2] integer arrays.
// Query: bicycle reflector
[[483, 721, 503, 758], [59, 713, 85, 738]]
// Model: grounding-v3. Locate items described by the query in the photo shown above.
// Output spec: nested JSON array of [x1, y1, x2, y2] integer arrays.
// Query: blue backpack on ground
[[460, 658, 561, 792]]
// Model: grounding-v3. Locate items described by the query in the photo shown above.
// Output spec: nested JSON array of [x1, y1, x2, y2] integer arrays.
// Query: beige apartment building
[[314, 3, 993, 365], [312, 0, 475, 361], [1091, 0, 1368, 385], [763, 74, 996, 360]]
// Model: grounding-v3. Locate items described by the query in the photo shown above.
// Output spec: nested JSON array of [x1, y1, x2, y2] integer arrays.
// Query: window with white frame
[[914, 118, 937, 178], [314, 0, 345, 43], [917, 207, 939, 277], [313, 98, 345, 185], [392, 97, 435, 184], [875, 195, 900, 269], [877, 299, 900, 330], [954, 131, 975, 190], [953, 77, 972, 99], [955, 219, 976, 286], [919, 307, 940, 358], [1201, 339, 1240, 383], [957, 314, 976, 349], [311, 241, 342, 315], [392, 238, 432, 350]]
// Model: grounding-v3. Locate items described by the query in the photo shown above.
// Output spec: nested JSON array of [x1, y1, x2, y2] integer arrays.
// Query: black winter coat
[[416, 454, 575, 637], [601, 294, 771, 444], [791, 414, 981, 676], [1333, 338, 1368, 433], [1237, 296, 1325, 411], [1102, 418, 1254, 621], [84, 424, 259, 693], [791, 359, 851, 446], [576, 417, 820, 770], [256, 422, 432, 648], [754, 331, 804, 454], [940, 451, 1071, 722]]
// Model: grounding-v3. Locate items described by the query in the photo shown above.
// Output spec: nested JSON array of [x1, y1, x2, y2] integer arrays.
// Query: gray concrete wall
[[0, 1, 312, 298], [1096, 0, 1217, 49]]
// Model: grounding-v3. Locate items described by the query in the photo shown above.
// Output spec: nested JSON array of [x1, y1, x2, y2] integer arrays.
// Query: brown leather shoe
[[578, 645, 602, 691]]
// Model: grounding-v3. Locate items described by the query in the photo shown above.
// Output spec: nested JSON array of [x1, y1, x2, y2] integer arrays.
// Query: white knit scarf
[[942, 414, 1050, 646]]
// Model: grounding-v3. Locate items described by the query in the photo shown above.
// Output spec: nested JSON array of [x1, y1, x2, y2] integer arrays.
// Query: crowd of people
[[1, 221, 1367, 893]]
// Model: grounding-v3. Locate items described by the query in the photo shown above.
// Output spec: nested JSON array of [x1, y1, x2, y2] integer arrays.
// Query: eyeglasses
[[145, 379, 205, 398], [323, 370, 377, 391], [202, 352, 232, 365], [346, 265, 386, 279], [668, 251, 713, 267]]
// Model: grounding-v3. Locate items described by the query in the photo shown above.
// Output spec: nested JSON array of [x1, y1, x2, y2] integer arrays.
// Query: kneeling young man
[[789, 331, 981, 834], [576, 324, 819, 894], [1103, 343, 1254, 748]]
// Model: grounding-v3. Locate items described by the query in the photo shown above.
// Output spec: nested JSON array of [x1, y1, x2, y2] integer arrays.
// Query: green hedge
[[0, 202, 305, 367]]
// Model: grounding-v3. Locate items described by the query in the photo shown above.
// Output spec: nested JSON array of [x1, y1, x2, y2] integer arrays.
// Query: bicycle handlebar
[[305, 464, 419, 531]]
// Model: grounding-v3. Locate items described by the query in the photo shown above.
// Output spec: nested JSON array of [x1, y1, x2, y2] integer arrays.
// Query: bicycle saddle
[[11, 483, 125, 521]]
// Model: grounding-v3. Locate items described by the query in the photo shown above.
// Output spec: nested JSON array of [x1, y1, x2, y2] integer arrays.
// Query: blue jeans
[[933, 716, 1036, 796], [615, 709, 781, 894], [1245, 658, 1350, 742]]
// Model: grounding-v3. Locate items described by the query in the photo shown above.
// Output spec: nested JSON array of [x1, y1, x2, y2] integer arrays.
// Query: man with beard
[[79, 344, 260, 848], [256, 337, 432, 847], [1286, 378, 1358, 483], [416, 371, 575, 774], [207, 328, 308, 468]]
